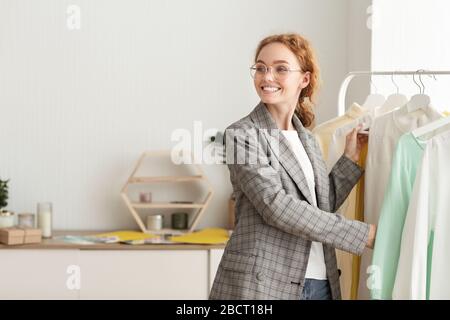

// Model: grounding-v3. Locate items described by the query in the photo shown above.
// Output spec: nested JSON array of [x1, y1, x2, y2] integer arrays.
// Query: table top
[[0, 230, 227, 250]]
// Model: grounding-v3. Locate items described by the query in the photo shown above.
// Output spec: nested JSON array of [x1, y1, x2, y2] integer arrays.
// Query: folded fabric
[[170, 228, 230, 244]]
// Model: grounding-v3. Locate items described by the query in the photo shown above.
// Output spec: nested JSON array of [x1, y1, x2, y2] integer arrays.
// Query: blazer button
[[256, 272, 264, 281]]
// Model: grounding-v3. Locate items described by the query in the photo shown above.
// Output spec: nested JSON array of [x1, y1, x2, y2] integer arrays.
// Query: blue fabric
[[301, 279, 332, 300]]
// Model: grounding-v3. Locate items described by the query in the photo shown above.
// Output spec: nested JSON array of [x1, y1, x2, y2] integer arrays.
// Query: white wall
[[371, 0, 450, 112], [0, 0, 371, 231]]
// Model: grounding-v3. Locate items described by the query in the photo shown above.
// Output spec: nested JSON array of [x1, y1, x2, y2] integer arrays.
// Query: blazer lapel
[[249, 102, 314, 205]]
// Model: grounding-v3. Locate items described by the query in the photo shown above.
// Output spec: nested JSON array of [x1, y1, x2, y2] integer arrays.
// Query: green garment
[[370, 133, 425, 300]]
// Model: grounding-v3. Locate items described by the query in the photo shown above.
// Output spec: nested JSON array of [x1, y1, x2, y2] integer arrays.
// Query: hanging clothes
[[326, 113, 373, 170], [358, 104, 443, 299], [393, 130, 450, 300], [313, 103, 368, 162], [312, 102, 368, 299], [370, 133, 427, 300]]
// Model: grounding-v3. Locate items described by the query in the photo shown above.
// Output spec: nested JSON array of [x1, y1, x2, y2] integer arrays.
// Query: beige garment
[[351, 143, 368, 299], [312, 102, 368, 299]]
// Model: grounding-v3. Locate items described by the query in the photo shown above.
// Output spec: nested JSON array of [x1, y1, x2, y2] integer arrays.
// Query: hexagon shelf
[[121, 150, 214, 235]]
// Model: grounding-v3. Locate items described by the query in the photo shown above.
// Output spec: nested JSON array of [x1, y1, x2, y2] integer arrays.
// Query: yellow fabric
[[170, 228, 230, 244], [312, 103, 367, 300], [443, 110, 450, 117], [90, 230, 158, 243], [351, 143, 368, 300]]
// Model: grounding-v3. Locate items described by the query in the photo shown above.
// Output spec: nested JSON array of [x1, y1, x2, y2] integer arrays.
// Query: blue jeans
[[301, 279, 332, 300]]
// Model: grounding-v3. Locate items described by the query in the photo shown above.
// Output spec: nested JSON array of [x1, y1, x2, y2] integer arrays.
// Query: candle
[[171, 212, 188, 230], [0, 211, 15, 228], [147, 214, 163, 230], [18, 213, 35, 228], [139, 192, 152, 203], [37, 202, 52, 238]]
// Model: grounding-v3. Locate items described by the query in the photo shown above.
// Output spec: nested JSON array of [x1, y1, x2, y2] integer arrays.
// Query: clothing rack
[[338, 70, 450, 116]]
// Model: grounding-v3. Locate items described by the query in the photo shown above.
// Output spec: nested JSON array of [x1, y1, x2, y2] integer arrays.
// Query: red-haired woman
[[210, 34, 376, 300]]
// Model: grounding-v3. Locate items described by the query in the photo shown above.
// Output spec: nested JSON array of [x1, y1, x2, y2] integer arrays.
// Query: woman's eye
[[255, 66, 267, 73], [276, 66, 289, 73]]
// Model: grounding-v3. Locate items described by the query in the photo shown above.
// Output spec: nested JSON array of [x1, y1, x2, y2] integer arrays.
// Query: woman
[[210, 33, 376, 300]]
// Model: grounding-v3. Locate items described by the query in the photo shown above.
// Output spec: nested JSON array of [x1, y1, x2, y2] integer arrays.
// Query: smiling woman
[[209, 33, 376, 300]]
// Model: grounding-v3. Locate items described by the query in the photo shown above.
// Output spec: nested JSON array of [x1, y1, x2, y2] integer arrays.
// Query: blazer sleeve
[[225, 126, 370, 256], [328, 152, 364, 212]]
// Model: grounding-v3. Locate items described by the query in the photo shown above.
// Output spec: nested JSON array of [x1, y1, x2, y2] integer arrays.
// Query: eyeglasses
[[250, 63, 303, 80]]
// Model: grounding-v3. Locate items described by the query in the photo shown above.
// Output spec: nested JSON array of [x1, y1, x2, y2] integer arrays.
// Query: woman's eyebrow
[[256, 59, 290, 64]]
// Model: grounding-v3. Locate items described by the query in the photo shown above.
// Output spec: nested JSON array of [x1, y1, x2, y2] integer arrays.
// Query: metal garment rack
[[338, 70, 450, 116]]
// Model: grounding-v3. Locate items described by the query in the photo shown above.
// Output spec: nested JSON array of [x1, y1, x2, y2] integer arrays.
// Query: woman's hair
[[254, 33, 321, 128]]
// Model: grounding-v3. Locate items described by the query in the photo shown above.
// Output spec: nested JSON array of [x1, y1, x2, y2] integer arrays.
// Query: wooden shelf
[[121, 151, 214, 235], [131, 202, 205, 209]]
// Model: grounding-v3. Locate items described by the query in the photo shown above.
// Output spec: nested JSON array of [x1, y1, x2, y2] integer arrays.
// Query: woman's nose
[[263, 66, 275, 81]]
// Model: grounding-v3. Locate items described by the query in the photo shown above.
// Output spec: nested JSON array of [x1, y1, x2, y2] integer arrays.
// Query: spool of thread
[[18, 213, 35, 228], [171, 212, 188, 230], [139, 192, 152, 203], [147, 214, 163, 230]]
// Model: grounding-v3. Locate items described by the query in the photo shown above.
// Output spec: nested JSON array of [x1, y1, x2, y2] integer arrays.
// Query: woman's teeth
[[262, 86, 281, 92]]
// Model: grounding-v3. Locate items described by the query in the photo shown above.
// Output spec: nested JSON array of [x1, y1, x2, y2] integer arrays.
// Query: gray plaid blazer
[[210, 102, 370, 300]]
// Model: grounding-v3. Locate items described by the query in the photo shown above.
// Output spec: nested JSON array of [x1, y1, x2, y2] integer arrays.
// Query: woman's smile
[[261, 85, 282, 94]]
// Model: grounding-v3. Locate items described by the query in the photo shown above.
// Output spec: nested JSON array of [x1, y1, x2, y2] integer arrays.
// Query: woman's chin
[[260, 96, 281, 104]]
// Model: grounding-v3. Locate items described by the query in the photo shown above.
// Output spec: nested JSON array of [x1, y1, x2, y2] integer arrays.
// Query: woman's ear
[[299, 71, 311, 89]]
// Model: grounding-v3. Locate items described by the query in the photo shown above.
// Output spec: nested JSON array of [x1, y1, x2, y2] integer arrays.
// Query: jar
[[147, 214, 163, 231], [18, 213, 35, 228], [37, 202, 52, 238], [139, 192, 152, 203], [171, 212, 188, 230], [0, 210, 15, 228]]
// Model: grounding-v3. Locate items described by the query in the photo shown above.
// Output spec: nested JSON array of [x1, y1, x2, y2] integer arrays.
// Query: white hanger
[[377, 72, 408, 114], [412, 115, 450, 138], [406, 70, 433, 113], [362, 77, 385, 109]]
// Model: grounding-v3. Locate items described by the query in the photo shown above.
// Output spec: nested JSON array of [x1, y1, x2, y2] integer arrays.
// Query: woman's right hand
[[366, 224, 377, 249], [344, 124, 369, 163]]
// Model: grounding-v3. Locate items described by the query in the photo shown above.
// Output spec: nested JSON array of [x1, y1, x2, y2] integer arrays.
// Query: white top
[[358, 104, 443, 299], [282, 130, 327, 280], [393, 130, 450, 299]]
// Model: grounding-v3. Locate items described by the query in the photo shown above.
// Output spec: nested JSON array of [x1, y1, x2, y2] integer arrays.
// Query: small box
[[0, 227, 42, 245], [0, 228, 25, 245], [23, 228, 42, 244]]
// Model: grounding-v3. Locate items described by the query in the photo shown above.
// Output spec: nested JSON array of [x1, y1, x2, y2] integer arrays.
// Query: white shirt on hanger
[[281, 130, 327, 280], [358, 104, 443, 299]]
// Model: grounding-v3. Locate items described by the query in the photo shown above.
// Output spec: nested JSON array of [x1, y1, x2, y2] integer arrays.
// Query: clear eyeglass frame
[[250, 63, 303, 80]]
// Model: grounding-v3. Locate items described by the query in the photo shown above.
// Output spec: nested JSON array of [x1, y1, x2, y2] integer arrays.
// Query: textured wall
[[0, 0, 360, 230]]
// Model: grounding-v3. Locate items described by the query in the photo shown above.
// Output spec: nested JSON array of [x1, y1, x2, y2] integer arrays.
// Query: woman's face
[[253, 42, 310, 108]]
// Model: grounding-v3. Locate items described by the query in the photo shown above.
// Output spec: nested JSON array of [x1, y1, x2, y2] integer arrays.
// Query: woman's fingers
[[357, 131, 369, 145]]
